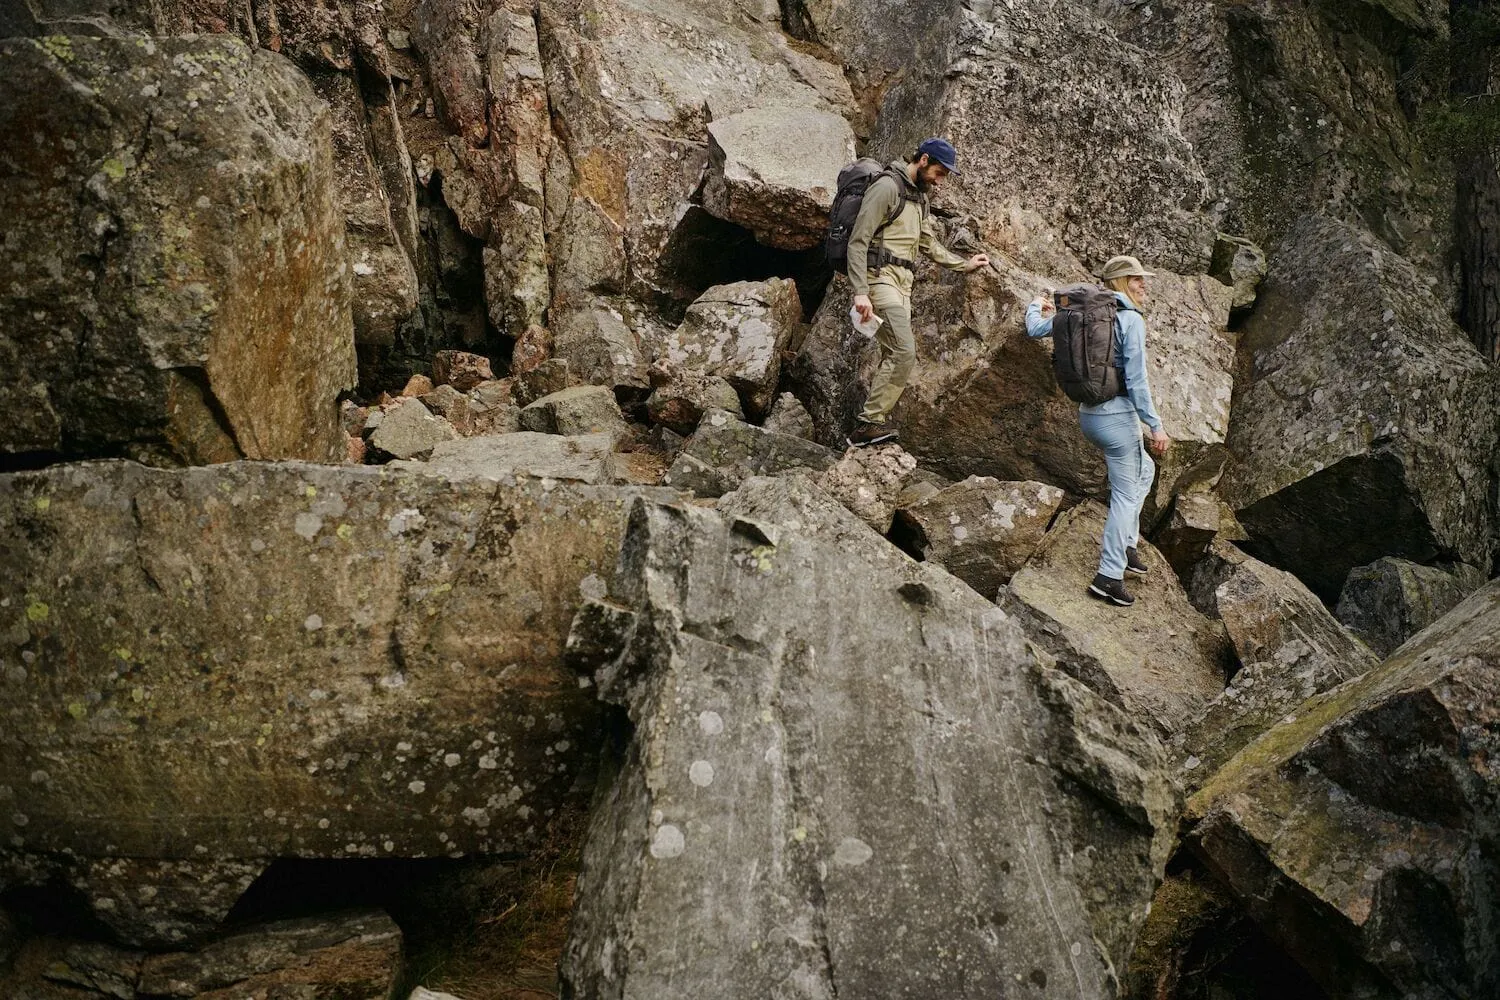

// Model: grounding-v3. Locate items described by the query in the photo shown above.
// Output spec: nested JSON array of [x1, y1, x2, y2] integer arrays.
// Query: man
[[845, 137, 990, 447]]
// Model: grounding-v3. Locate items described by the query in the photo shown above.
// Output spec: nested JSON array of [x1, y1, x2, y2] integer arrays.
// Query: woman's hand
[[1148, 429, 1171, 457], [1031, 294, 1055, 317]]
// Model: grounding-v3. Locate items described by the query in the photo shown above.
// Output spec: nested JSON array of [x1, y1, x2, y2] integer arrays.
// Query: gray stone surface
[[0, 35, 355, 466], [368, 398, 461, 460], [644, 367, 744, 435], [561, 498, 1177, 999], [810, 443, 918, 535], [1221, 215, 1500, 599], [662, 410, 838, 498], [894, 477, 1065, 598], [1151, 492, 1245, 580], [1178, 542, 1379, 788], [1005, 503, 1230, 736], [701, 107, 856, 250], [549, 298, 650, 393], [1208, 233, 1267, 312], [0, 461, 651, 927], [519, 385, 630, 441], [1184, 580, 1500, 1000], [762, 392, 816, 440], [1335, 557, 1487, 659], [405, 432, 621, 484], [662, 279, 802, 420]]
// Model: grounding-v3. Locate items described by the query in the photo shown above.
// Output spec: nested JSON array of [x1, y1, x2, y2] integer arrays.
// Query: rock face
[[1179, 542, 1379, 786], [894, 477, 1065, 598], [1184, 580, 1500, 1000], [0, 35, 356, 466], [0, 461, 653, 941], [1335, 557, 1486, 659], [701, 107, 856, 250], [561, 498, 1177, 999], [1005, 504, 1230, 736], [661, 280, 802, 420], [1222, 215, 1500, 599]]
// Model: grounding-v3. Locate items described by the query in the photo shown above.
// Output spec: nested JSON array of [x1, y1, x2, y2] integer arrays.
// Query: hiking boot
[[848, 421, 899, 448], [1087, 573, 1135, 607], [1125, 546, 1149, 576]]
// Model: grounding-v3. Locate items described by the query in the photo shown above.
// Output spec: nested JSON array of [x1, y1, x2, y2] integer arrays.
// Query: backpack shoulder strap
[[872, 170, 915, 234]]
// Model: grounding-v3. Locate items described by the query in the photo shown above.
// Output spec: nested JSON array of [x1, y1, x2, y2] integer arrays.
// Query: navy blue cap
[[917, 137, 961, 174]]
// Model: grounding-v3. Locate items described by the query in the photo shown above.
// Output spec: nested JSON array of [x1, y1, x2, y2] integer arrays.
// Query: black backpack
[[1050, 284, 1125, 404], [824, 158, 914, 274]]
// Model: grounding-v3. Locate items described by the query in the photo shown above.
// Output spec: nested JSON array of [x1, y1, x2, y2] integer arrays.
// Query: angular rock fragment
[[1335, 557, 1487, 659], [512, 359, 578, 407], [550, 299, 649, 393], [662, 410, 838, 497], [810, 444, 918, 535], [763, 392, 816, 440], [368, 397, 461, 460], [0, 35, 356, 465], [1178, 542, 1378, 785], [519, 386, 631, 442], [1222, 215, 1500, 598], [420, 384, 478, 437], [894, 477, 1065, 598], [1208, 234, 1267, 312], [432, 350, 495, 392], [562, 499, 1177, 998], [1184, 580, 1500, 1000], [406, 433, 620, 485], [1005, 503, 1230, 735], [662, 279, 802, 420], [701, 108, 856, 250], [644, 367, 744, 435], [1151, 492, 1245, 580]]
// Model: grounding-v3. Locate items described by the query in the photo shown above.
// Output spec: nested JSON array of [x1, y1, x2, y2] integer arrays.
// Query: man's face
[[916, 158, 950, 190]]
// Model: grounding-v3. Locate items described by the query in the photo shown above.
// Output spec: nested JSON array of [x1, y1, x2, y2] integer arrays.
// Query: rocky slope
[[1, 1, 1497, 998]]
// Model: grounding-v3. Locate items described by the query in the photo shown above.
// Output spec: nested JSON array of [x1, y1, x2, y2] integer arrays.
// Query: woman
[[1025, 255, 1170, 607]]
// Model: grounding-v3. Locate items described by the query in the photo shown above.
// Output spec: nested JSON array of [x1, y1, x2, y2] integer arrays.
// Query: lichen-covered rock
[[1005, 503, 1230, 736], [561, 498, 1177, 998], [762, 392, 816, 440], [1178, 542, 1379, 787], [0, 461, 657, 923], [0, 35, 355, 466], [644, 367, 744, 436], [701, 107, 856, 250], [368, 397, 461, 460], [662, 410, 838, 498], [1221, 215, 1500, 599], [894, 477, 1065, 598], [404, 432, 621, 485], [810, 443, 918, 535], [661, 279, 802, 420], [549, 297, 649, 393], [1183, 579, 1500, 1000], [1335, 557, 1487, 659], [518, 385, 630, 441]]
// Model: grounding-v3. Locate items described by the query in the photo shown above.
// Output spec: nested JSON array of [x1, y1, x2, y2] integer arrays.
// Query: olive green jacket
[[846, 161, 977, 298]]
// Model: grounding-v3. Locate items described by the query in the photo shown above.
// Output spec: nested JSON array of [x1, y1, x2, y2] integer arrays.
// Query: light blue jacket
[[1025, 292, 1163, 432]]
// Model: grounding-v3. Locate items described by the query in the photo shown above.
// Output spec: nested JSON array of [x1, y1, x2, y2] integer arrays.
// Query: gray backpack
[[1050, 284, 1124, 404]]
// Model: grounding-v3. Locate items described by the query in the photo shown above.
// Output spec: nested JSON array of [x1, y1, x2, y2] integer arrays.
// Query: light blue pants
[[1079, 410, 1156, 580]]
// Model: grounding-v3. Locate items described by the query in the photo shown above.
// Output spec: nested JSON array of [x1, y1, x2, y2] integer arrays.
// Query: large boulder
[[518, 385, 631, 441], [1178, 542, 1380, 786], [561, 498, 1177, 998], [368, 397, 461, 460], [0, 35, 356, 466], [0, 461, 660, 943], [660, 279, 802, 420], [810, 443, 918, 535], [1004, 503, 1230, 736], [701, 107, 856, 250], [1221, 215, 1500, 599], [644, 367, 745, 435], [663, 410, 838, 498], [1335, 557, 1487, 659], [1183, 580, 1500, 1000], [894, 477, 1065, 598]]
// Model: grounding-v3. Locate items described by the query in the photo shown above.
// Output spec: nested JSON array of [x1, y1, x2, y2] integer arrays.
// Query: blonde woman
[[1025, 255, 1171, 607]]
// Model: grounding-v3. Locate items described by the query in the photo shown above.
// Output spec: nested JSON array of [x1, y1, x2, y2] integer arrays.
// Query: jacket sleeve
[[846, 176, 902, 298], [1024, 302, 1054, 338], [920, 212, 976, 271], [1118, 311, 1164, 432]]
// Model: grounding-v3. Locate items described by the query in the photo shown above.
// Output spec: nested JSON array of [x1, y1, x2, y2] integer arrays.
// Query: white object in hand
[[849, 306, 884, 338]]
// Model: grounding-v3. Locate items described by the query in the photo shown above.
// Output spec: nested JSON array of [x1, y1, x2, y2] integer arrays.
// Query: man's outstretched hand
[[853, 294, 874, 323], [968, 253, 990, 270]]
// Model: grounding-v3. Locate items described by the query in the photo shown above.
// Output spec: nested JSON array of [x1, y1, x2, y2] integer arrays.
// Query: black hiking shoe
[[848, 421, 899, 448], [1125, 546, 1149, 576], [1088, 574, 1136, 607]]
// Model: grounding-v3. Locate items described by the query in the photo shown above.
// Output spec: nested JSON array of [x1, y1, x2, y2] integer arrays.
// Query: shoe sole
[[847, 432, 898, 448], [1087, 583, 1135, 607], [1125, 565, 1149, 577]]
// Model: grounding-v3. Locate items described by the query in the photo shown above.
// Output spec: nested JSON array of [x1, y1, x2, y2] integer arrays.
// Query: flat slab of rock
[[663, 409, 837, 497], [1184, 580, 1500, 999], [1178, 542, 1379, 786], [0, 461, 661, 942], [661, 279, 802, 420], [1335, 557, 1485, 658], [894, 477, 1065, 598], [561, 499, 1177, 998], [1221, 215, 1500, 598], [1005, 503, 1230, 736], [400, 432, 620, 485], [0, 35, 355, 465], [701, 107, 856, 250], [518, 385, 630, 441]]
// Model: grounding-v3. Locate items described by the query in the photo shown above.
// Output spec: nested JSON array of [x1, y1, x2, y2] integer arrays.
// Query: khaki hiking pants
[[858, 282, 914, 425]]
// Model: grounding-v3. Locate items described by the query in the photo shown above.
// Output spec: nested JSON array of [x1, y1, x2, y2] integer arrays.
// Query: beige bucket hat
[[1098, 255, 1156, 280]]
